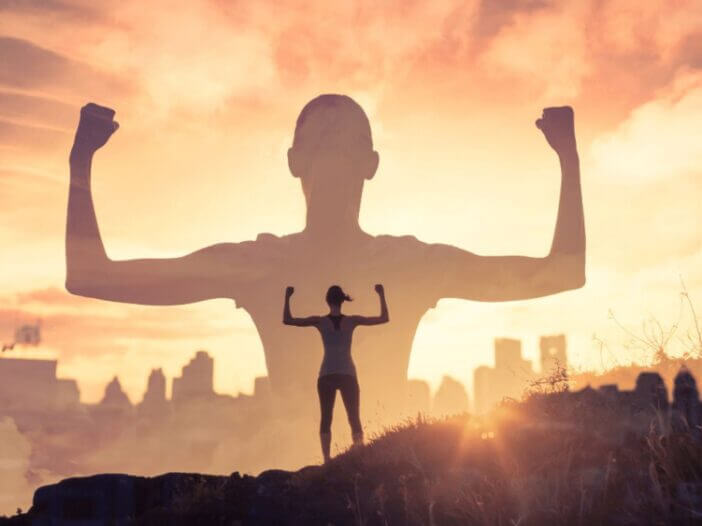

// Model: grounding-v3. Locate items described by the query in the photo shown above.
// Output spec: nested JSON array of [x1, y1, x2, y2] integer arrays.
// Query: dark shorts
[[317, 373, 362, 435]]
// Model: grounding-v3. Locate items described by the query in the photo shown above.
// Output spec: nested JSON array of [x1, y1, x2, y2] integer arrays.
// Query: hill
[[2, 388, 702, 525]]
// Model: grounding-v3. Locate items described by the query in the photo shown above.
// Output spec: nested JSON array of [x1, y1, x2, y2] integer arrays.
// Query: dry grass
[[307, 394, 702, 525]]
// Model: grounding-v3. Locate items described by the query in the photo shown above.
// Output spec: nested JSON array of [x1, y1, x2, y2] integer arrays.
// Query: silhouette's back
[[235, 230, 442, 417]]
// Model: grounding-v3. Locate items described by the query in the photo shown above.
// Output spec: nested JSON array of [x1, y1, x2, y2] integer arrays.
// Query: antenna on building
[[2, 318, 42, 352]]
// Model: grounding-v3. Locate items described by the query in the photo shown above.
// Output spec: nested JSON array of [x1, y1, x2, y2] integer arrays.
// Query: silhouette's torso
[[230, 231, 443, 421]]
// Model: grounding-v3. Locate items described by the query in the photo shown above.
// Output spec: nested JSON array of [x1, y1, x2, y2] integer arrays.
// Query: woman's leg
[[317, 375, 336, 462], [339, 375, 363, 446]]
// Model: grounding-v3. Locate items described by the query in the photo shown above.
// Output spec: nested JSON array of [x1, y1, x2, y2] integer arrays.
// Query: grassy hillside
[[3, 388, 702, 525]]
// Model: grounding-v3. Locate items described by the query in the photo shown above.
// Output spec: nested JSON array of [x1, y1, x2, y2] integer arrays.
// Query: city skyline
[[3, 331, 695, 414], [3, 330, 701, 516], [1, 327, 567, 407], [2, 309, 699, 405]]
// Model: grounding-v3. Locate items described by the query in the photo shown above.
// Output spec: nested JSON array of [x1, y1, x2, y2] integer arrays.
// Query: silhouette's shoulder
[[373, 234, 430, 252], [374, 233, 424, 243], [208, 233, 286, 262], [255, 232, 283, 244], [257, 232, 313, 252], [220, 232, 286, 251], [375, 235, 476, 256], [245, 232, 290, 257]]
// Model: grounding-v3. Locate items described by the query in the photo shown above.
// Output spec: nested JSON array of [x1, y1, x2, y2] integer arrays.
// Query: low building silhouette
[[55, 378, 80, 409], [588, 371, 669, 435], [590, 371, 669, 410], [532, 369, 699, 440], [88, 376, 134, 443], [432, 375, 469, 417], [99, 376, 132, 409], [633, 372, 669, 411], [406, 379, 431, 417], [0, 356, 79, 411]]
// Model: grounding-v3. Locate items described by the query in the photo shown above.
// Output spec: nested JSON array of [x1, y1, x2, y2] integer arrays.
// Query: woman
[[283, 283, 389, 463]]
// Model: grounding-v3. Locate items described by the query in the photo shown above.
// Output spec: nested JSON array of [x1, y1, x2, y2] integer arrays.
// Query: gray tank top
[[317, 315, 356, 377]]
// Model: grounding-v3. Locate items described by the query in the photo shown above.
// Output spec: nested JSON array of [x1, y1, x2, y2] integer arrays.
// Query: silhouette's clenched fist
[[285, 286, 295, 297], [374, 284, 384, 295], [72, 103, 119, 156], [535, 106, 576, 155]]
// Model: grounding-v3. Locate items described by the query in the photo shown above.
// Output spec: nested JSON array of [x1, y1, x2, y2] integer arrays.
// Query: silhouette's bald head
[[288, 95, 380, 233], [292, 94, 373, 151], [288, 94, 378, 180]]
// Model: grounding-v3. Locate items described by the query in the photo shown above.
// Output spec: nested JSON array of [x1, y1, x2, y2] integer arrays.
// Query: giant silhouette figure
[[66, 95, 585, 424]]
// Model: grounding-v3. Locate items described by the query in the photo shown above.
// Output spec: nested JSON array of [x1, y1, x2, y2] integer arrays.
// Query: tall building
[[55, 379, 80, 409], [172, 351, 215, 404], [0, 356, 79, 411], [473, 338, 539, 414], [672, 367, 702, 433], [495, 338, 526, 370], [138, 368, 168, 417], [634, 372, 669, 411], [473, 365, 494, 415]]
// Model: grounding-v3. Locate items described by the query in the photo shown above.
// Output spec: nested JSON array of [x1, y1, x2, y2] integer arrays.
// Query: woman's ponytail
[[326, 285, 352, 305]]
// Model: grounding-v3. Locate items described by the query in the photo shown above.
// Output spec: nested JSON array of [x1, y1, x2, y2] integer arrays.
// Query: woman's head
[[326, 285, 352, 306]]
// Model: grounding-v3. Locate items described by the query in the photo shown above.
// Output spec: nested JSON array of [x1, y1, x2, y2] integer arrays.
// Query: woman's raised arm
[[350, 284, 389, 326], [283, 286, 321, 327]]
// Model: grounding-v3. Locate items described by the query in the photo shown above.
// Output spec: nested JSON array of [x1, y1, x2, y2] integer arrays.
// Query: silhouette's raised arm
[[431, 107, 585, 302], [66, 103, 250, 305], [350, 284, 389, 326], [282, 287, 322, 327]]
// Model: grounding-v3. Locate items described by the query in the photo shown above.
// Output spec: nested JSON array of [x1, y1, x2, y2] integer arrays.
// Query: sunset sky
[[0, 0, 700, 403]]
